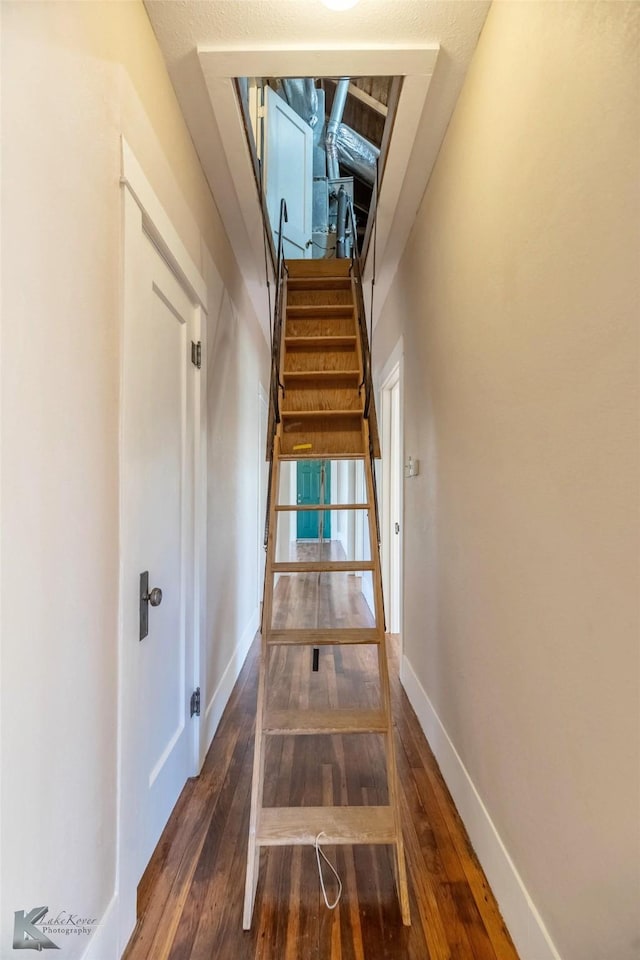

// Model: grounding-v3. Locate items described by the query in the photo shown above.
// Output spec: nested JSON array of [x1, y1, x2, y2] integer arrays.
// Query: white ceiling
[[144, 0, 491, 333]]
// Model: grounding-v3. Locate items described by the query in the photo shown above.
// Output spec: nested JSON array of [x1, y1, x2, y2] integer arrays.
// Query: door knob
[[140, 571, 163, 641], [147, 587, 163, 607]]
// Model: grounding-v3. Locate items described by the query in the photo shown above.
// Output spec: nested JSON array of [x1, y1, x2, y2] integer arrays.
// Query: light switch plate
[[404, 456, 419, 478]]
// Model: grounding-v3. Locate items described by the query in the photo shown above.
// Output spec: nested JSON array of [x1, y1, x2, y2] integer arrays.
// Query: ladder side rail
[[273, 198, 288, 406], [266, 198, 289, 462], [348, 198, 381, 458], [347, 200, 372, 415], [263, 261, 288, 546], [244, 435, 283, 929], [362, 419, 410, 925], [264, 199, 289, 555], [369, 434, 382, 547]]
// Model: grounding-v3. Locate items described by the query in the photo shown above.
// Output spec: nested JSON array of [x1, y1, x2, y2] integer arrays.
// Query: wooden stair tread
[[263, 708, 387, 735], [272, 560, 375, 573], [275, 502, 369, 512], [286, 305, 354, 318], [282, 369, 360, 381], [266, 628, 381, 646], [280, 409, 362, 419], [286, 277, 351, 290], [257, 806, 396, 846], [285, 335, 357, 347], [286, 259, 351, 278]]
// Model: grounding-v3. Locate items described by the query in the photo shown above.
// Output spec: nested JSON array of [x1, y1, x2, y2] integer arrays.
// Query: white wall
[[0, 2, 268, 956], [374, 3, 640, 960], [204, 287, 268, 744]]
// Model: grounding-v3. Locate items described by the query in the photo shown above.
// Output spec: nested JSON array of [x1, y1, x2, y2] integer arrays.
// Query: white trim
[[400, 655, 563, 960], [120, 137, 207, 310], [378, 337, 404, 644], [379, 337, 405, 405], [191, 303, 207, 776], [203, 608, 259, 757], [198, 45, 439, 78], [80, 892, 119, 960]]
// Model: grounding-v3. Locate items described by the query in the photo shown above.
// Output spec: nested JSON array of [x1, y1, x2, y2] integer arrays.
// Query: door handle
[[395, 522, 400, 535], [147, 587, 163, 607], [140, 571, 163, 641]]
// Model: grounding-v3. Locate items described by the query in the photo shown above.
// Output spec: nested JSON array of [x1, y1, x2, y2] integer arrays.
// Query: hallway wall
[[0, 2, 268, 956], [374, 3, 639, 959]]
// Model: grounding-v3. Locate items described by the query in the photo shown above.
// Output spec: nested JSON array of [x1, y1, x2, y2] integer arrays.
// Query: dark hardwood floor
[[124, 564, 519, 960]]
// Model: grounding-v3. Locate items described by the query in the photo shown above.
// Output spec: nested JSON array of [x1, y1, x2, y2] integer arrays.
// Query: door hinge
[[190, 687, 201, 718], [191, 341, 202, 369]]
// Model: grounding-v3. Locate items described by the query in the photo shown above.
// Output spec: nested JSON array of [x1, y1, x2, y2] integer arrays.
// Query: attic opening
[[236, 76, 401, 262]]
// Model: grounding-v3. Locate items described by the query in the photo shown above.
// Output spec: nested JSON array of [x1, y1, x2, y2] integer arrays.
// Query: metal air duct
[[336, 123, 380, 185], [325, 77, 350, 180], [280, 78, 319, 128]]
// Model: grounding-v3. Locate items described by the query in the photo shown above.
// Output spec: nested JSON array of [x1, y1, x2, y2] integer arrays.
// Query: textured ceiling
[[144, 0, 491, 329], [146, 1, 487, 49]]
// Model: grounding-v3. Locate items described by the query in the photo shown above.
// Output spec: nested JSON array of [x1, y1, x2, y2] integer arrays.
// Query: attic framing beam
[[325, 77, 388, 117]]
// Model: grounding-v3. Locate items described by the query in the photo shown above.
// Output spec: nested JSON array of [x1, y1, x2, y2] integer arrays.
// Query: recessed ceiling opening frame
[[197, 46, 440, 336]]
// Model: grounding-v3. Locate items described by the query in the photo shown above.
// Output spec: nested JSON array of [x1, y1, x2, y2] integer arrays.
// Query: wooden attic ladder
[[243, 253, 410, 929]]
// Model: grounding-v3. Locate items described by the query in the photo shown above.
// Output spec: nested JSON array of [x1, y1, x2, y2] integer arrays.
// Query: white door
[[120, 193, 197, 901], [263, 85, 313, 258]]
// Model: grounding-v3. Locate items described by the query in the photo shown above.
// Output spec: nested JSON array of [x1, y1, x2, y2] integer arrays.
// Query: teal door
[[297, 461, 331, 539]]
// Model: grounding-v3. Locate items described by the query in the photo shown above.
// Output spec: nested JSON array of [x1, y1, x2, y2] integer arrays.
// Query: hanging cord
[[314, 833, 343, 910]]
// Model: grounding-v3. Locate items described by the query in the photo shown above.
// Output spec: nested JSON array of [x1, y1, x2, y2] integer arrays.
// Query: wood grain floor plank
[[124, 562, 520, 960]]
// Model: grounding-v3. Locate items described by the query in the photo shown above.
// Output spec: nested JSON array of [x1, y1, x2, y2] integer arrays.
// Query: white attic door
[[263, 85, 313, 259]]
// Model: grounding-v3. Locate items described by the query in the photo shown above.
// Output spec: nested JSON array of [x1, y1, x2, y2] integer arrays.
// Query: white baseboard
[[80, 891, 120, 960], [203, 607, 258, 756], [400, 655, 562, 960]]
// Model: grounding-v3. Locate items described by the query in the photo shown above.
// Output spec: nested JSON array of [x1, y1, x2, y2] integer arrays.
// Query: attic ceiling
[[144, 0, 491, 334]]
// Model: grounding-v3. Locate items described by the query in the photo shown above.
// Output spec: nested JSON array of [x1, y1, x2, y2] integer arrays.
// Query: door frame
[[257, 383, 269, 610], [380, 337, 404, 643], [118, 139, 208, 950]]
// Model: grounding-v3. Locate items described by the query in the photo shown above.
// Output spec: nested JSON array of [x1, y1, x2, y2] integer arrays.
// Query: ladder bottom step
[[267, 628, 381, 646], [256, 806, 396, 846], [279, 450, 365, 460], [273, 560, 375, 573], [264, 708, 387, 735]]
